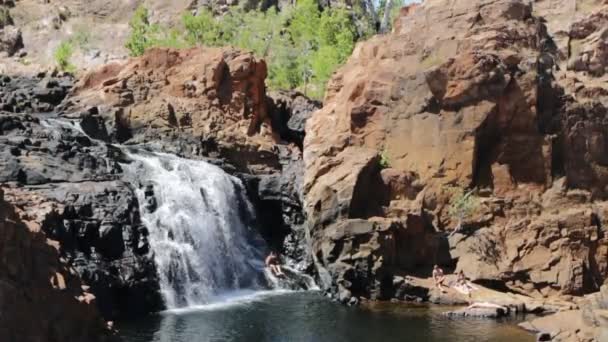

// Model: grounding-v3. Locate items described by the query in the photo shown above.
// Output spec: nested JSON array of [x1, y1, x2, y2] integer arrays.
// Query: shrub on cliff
[[54, 41, 75, 72], [379, 149, 390, 169], [0, 7, 13, 28], [448, 187, 478, 236], [125, 6, 156, 56]]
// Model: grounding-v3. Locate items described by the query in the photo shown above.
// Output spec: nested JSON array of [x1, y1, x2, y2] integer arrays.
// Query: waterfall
[[122, 152, 269, 309]]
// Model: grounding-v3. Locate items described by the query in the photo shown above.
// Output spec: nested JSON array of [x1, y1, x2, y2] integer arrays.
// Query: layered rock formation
[[0, 187, 116, 342], [303, 0, 608, 306], [0, 73, 163, 319]]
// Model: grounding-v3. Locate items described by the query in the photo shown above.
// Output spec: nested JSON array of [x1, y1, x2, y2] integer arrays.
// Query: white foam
[[122, 152, 268, 309], [160, 290, 295, 315]]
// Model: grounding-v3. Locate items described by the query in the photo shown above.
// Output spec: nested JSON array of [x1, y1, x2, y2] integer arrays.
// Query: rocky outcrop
[[0, 73, 162, 319], [251, 91, 320, 267], [69, 47, 272, 169], [3, 183, 163, 319], [1, 73, 72, 113], [534, 0, 608, 106], [67, 48, 314, 269], [303, 0, 608, 306], [2, 47, 314, 320], [0, 187, 117, 342], [520, 285, 608, 341], [0, 25, 22, 56], [267, 90, 322, 148]]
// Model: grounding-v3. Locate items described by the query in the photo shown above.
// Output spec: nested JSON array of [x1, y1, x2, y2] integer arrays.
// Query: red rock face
[[304, 0, 608, 300], [0, 188, 116, 342], [71, 47, 275, 172]]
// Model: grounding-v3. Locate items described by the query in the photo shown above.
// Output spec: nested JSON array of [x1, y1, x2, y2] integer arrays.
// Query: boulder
[[0, 25, 22, 56]]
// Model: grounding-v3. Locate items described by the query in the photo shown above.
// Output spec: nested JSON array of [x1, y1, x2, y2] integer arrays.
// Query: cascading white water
[[122, 152, 268, 309]]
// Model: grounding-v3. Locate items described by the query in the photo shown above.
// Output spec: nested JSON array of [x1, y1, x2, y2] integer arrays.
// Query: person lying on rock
[[265, 251, 285, 277], [455, 270, 475, 296], [432, 265, 447, 293], [457, 270, 473, 289]]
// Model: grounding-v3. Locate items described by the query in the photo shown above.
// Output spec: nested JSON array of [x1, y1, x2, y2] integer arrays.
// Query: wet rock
[[5, 181, 163, 320], [0, 73, 73, 113], [0, 74, 162, 320]]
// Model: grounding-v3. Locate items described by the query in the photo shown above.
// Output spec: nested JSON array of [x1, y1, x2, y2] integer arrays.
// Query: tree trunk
[[380, 0, 394, 33], [363, 0, 380, 31]]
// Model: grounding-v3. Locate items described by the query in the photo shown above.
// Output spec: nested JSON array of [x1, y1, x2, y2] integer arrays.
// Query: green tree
[[124, 2, 359, 98], [310, 8, 355, 96], [125, 6, 159, 56], [182, 11, 222, 46]]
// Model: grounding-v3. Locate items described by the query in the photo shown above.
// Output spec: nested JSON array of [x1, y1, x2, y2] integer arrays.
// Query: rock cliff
[[1, 47, 314, 323], [1, 0, 608, 341], [303, 0, 608, 304], [0, 73, 163, 319], [0, 187, 117, 342]]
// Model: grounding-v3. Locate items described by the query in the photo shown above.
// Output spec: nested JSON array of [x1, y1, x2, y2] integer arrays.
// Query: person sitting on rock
[[265, 251, 285, 277], [432, 264, 447, 293]]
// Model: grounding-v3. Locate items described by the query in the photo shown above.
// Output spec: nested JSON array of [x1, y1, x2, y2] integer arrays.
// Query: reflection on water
[[118, 291, 534, 342]]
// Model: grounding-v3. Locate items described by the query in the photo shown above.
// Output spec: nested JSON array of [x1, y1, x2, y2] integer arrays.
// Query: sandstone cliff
[[303, 0, 608, 306]]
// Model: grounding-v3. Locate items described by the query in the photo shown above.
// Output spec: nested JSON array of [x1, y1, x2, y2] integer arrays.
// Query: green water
[[118, 291, 534, 342]]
